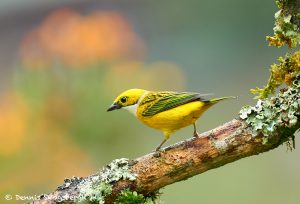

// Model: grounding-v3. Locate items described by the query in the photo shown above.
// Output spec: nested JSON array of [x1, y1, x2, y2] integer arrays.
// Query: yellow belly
[[137, 101, 211, 134]]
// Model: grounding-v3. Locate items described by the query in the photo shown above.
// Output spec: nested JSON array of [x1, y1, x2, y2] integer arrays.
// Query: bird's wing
[[141, 92, 207, 116]]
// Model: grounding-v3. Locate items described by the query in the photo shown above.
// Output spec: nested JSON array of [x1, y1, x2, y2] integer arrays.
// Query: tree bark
[[32, 117, 299, 204]]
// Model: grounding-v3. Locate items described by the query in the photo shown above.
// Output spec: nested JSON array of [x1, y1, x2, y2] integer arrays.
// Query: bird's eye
[[120, 97, 127, 103]]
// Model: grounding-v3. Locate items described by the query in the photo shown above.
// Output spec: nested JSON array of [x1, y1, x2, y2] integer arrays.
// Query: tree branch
[[33, 79, 300, 203]]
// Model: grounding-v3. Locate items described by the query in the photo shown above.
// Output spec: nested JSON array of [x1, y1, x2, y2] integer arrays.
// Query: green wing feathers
[[142, 92, 206, 116], [141, 92, 236, 116]]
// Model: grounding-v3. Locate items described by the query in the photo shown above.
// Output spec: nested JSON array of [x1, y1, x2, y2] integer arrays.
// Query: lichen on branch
[[46, 158, 159, 204], [267, 0, 300, 48], [241, 74, 300, 145]]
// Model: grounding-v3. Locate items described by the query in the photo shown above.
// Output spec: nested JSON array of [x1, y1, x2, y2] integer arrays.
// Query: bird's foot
[[153, 147, 164, 157], [153, 151, 161, 158], [193, 131, 200, 138]]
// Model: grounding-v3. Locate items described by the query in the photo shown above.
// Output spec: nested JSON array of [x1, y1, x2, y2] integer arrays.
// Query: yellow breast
[[136, 101, 211, 134]]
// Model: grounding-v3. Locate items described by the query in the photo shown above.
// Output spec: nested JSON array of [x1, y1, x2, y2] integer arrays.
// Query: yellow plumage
[[137, 101, 209, 137], [107, 89, 234, 151]]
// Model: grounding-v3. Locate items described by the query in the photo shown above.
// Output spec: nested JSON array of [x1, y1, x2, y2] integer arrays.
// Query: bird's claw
[[153, 151, 161, 158], [153, 148, 165, 157], [193, 132, 200, 137]]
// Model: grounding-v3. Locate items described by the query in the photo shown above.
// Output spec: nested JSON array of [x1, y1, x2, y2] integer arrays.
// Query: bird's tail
[[208, 96, 237, 104]]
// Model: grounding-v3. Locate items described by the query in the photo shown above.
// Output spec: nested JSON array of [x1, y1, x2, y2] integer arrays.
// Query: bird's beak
[[107, 103, 122, 112]]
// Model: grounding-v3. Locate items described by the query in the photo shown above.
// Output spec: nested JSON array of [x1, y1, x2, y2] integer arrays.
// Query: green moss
[[251, 50, 300, 99], [114, 190, 157, 204], [275, 0, 286, 9], [240, 74, 300, 142], [267, 0, 300, 48]]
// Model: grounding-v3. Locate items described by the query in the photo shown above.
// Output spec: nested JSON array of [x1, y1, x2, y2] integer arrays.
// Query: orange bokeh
[[104, 61, 186, 94], [0, 92, 93, 196], [0, 93, 29, 156], [20, 8, 145, 68]]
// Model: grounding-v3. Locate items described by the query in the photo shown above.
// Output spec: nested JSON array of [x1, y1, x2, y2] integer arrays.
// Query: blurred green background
[[0, 0, 299, 203]]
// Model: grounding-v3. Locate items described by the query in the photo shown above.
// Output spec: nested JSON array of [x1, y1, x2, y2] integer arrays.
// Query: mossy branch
[[32, 76, 300, 203], [251, 50, 300, 98], [251, 0, 300, 99]]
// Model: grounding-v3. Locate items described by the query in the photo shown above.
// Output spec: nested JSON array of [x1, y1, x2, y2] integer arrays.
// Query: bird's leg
[[153, 133, 170, 157], [153, 140, 165, 157], [155, 139, 167, 152], [193, 123, 200, 137]]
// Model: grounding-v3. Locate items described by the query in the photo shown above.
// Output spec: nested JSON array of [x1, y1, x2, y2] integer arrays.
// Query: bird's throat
[[123, 104, 138, 116], [122, 91, 149, 117]]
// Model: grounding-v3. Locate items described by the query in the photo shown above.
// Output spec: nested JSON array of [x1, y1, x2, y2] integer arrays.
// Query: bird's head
[[107, 89, 148, 112]]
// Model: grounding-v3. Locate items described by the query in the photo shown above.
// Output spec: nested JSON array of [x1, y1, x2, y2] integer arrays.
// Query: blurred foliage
[[0, 93, 28, 156], [0, 7, 185, 204]]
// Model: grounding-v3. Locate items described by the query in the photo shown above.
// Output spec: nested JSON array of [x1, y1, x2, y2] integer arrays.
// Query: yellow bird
[[107, 89, 234, 151]]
